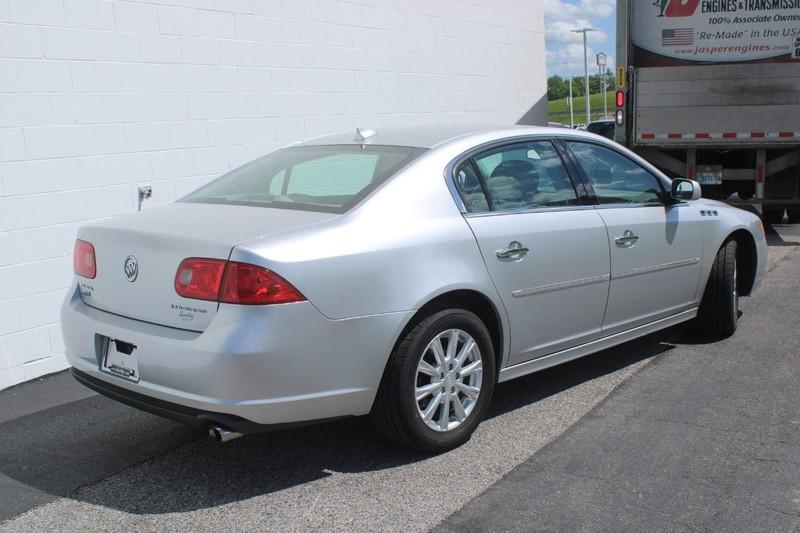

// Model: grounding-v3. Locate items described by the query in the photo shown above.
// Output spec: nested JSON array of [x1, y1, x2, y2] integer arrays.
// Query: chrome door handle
[[496, 241, 530, 259], [614, 230, 639, 247]]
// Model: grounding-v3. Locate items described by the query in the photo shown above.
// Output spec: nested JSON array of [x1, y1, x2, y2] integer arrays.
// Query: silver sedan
[[63, 126, 767, 451]]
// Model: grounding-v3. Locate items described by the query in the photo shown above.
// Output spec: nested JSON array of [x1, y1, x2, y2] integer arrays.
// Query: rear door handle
[[614, 230, 639, 247], [496, 241, 530, 259]]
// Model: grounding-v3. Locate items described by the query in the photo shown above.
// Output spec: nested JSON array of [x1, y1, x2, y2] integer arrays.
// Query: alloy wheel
[[414, 329, 483, 432]]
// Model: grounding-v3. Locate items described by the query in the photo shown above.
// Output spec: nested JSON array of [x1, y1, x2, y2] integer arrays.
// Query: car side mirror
[[670, 178, 701, 202]]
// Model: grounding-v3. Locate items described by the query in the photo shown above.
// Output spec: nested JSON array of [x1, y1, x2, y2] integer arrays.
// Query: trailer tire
[[763, 207, 785, 226], [696, 240, 738, 339], [787, 207, 800, 224]]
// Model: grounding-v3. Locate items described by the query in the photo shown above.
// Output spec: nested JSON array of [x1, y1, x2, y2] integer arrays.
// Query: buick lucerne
[[63, 126, 766, 451]]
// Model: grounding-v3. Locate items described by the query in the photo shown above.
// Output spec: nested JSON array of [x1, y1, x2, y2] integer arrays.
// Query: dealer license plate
[[100, 337, 140, 382]]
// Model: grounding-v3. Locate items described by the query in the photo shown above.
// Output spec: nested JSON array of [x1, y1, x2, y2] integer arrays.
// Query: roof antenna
[[354, 127, 376, 143]]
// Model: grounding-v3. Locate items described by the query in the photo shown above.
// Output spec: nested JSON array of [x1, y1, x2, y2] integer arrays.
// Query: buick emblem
[[124, 255, 138, 282]]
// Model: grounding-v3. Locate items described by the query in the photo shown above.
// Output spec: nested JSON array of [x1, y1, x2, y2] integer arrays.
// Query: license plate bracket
[[100, 337, 140, 382]]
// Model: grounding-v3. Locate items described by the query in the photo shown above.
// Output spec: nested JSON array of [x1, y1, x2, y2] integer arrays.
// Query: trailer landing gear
[[763, 207, 785, 226]]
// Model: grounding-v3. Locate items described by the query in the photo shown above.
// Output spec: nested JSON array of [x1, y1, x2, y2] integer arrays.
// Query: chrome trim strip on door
[[511, 274, 610, 298], [611, 257, 700, 281], [464, 204, 597, 219]]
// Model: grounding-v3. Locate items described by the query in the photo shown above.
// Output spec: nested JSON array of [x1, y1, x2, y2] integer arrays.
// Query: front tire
[[371, 309, 496, 452], [696, 240, 738, 338]]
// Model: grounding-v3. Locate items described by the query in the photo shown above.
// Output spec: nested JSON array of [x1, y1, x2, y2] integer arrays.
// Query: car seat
[[488, 160, 538, 208]]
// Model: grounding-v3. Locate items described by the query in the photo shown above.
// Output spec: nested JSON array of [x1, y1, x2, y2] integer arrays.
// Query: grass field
[[548, 92, 615, 125]]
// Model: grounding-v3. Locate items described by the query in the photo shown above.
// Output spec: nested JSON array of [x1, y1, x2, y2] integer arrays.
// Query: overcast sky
[[544, 0, 617, 78]]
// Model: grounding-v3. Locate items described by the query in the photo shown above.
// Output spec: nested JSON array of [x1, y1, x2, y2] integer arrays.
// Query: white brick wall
[[0, 0, 547, 391]]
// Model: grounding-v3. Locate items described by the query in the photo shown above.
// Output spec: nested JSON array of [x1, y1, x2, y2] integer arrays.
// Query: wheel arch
[[727, 228, 758, 297], [390, 289, 506, 378]]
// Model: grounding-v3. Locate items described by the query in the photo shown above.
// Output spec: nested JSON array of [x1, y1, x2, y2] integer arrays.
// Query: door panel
[[563, 140, 704, 334], [466, 210, 611, 366], [596, 205, 703, 334], [454, 140, 611, 367]]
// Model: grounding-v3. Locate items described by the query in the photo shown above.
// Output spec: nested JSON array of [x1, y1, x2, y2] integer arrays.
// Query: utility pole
[[596, 52, 607, 118], [572, 27, 597, 125]]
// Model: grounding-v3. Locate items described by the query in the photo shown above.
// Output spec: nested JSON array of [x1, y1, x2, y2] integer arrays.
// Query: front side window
[[567, 142, 665, 205], [182, 145, 425, 213], [458, 141, 579, 212]]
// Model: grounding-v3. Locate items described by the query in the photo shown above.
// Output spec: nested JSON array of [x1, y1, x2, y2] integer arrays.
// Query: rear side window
[[454, 163, 490, 212], [456, 141, 579, 212], [567, 142, 665, 205], [182, 145, 425, 213]]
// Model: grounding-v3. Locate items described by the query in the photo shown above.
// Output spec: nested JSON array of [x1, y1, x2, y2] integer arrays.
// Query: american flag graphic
[[662, 28, 694, 46]]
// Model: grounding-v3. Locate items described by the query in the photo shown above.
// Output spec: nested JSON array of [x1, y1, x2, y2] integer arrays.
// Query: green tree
[[549, 71, 615, 102], [588, 71, 615, 93], [547, 75, 568, 100], [569, 76, 584, 97]]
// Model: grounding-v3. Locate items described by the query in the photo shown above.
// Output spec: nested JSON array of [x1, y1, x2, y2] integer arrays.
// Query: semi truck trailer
[[615, 0, 800, 224]]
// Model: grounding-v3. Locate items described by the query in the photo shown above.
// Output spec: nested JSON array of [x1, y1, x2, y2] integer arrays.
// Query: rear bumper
[[62, 283, 413, 426], [71, 368, 347, 433]]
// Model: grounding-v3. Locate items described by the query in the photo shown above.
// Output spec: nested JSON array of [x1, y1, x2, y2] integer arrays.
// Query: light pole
[[568, 76, 574, 128], [572, 27, 597, 125], [596, 52, 607, 118]]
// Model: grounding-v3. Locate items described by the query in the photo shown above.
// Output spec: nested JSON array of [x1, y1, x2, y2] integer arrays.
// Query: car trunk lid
[[77, 202, 336, 331]]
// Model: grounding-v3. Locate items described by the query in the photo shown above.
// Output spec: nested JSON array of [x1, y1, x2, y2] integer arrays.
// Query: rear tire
[[696, 240, 738, 338], [786, 206, 800, 224], [371, 309, 496, 452], [763, 207, 785, 225]]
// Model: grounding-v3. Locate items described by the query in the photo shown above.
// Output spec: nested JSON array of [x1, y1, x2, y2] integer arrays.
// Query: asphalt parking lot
[[1, 223, 798, 532]]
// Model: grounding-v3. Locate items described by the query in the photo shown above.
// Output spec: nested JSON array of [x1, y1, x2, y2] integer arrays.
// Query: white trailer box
[[616, 0, 800, 223]]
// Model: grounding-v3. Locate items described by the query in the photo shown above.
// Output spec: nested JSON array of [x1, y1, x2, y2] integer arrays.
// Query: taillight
[[74, 239, 97, 279], [220, 262, 305, 305], [616, 90, 625, 108], [174, 258, 227, 301], [174, 258, 305, 305]]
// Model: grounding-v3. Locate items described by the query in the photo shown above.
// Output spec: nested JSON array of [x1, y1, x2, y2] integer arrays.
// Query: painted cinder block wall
[[0, 0, 547, 390]]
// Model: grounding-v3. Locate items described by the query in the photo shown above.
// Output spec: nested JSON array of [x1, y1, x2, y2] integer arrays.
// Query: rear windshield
[[181, 145, 426, 213]]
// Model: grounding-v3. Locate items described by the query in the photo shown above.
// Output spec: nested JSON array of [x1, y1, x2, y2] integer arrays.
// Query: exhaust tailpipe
[[209, 426, 242, 443]]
